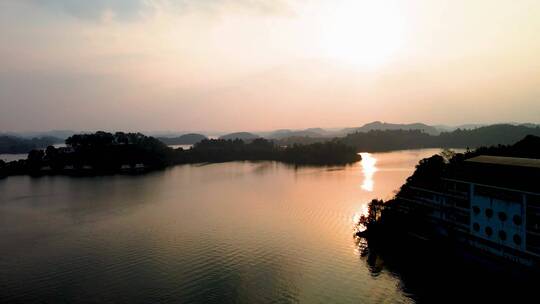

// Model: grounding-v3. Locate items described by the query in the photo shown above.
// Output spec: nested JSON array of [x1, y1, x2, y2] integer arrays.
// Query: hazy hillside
[[1, 130, 76, 140], [0, 136, 62, 154], [435, 124, 540, 147], [157, 133, 207, 145], [267, 129, 325, 139], [219, 132, 260, 141], [344, 121, 440, 136], [433, 124, 485, 132], [340, 124, 540, 152], [273, 136, 331, 147]]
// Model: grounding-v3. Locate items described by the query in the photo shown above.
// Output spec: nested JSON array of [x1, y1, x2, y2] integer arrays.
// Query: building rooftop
[[446, 155, 540, 194], [465, 155, 540, 169]]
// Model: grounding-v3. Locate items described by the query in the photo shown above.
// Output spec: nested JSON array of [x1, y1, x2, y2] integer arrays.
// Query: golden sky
[[1, 0, 539, 132]]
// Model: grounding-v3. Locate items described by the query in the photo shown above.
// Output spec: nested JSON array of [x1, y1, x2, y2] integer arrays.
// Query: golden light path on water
[[352, 152, 380, 226], [359, 152, 378, 192]]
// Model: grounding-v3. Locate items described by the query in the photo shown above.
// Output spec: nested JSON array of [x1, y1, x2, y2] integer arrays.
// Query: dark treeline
[[179, 138, 360, 165], [341, 129, 432, 151], [339, 124, 540, 152], [0, 135, 62, 154], [0, 132, 361, 177], [280, 141, 360, 165], [275, 136, 332, 147], [180, 138, 278, 163]]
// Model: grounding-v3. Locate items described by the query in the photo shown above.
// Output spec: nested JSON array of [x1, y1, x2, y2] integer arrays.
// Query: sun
[[318, 0, 405, 67]]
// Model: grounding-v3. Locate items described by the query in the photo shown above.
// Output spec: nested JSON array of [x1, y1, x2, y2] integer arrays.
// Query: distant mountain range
[[3, 122, 539, 150], [261, 121, 540, 139], [340, 124, 540, 152]]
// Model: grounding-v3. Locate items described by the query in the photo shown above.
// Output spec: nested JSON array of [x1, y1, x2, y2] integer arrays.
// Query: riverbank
[[356, 135, 540, 273]]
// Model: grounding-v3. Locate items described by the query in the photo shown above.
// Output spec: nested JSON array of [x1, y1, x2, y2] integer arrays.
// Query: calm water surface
[[0, 149, 443, 303]]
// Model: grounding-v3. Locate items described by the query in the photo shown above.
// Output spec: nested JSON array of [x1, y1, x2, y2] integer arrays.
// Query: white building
[[397, 155, 540, 266]]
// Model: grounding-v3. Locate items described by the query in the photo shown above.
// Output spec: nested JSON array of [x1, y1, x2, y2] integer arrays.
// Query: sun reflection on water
[[352, 204, 369, 223], [359, 152, 378, 192]]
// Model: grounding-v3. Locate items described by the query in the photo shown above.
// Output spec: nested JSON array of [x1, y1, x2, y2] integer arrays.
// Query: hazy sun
[[319, 0, 405, 67]]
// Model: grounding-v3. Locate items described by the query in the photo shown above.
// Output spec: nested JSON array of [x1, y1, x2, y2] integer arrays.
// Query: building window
[[473, 223, 480, 232], [473, 206, 480, 215], [513, 234, 522, 245], [499, 230, 507, 241], [485, 226, 493, 237], [513, 215, 522, 226], [498, 212, 507, 222], [485, 208, 493, 218]]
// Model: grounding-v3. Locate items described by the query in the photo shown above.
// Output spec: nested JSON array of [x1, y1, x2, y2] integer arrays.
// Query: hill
[[219, 132, 260, 141], [340, 124, 540, 152], [1, 130, 76, 140], [0, 136, 62, 154], [344, 121, 440, 136], [267, 129, 325, 139], [157, 133, 207, 145]]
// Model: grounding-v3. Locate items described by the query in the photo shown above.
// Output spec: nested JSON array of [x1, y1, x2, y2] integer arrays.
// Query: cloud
[[24, 0, 145, 20], [23, 0, 293, 22]]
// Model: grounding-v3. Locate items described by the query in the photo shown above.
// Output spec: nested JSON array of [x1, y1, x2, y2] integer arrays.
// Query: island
[[0, 131, 361, 177]]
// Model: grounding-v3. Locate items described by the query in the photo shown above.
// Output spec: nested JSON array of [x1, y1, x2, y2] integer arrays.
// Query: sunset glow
[[1, 0, 539, 131], [319, 1, 405, 66]]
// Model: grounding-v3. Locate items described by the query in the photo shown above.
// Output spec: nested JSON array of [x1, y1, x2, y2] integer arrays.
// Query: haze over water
[[0, 149, 440, 303]]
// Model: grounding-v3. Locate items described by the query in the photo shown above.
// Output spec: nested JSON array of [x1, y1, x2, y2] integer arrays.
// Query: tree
[[359, 199, 385, 228], [27, 149, 45, 172], [440, 149, 456, 163]]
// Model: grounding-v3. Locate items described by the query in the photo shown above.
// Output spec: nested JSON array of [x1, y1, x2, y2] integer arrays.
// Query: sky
[[1, 0, 539, 132]]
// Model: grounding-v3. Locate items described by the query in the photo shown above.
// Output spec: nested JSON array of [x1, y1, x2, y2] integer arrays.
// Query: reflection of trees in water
[[354, 235, 536, 303], [355, 237, 385, 276]]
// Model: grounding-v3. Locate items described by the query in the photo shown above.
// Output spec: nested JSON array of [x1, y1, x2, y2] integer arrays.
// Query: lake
[[0, 149, 442, 303]]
